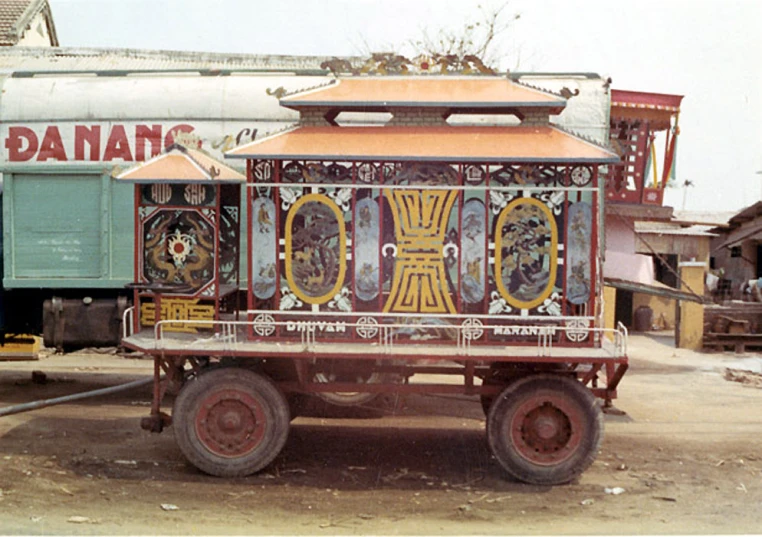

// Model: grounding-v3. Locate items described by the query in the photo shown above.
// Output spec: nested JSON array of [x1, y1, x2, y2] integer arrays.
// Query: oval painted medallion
[[284, 193, 347, 304], [495, 197, 558, 310]]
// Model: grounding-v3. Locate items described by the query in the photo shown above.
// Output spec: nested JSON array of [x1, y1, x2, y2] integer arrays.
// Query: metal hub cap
[[510, 394, 583, 465], [195, 389, 266, 457]]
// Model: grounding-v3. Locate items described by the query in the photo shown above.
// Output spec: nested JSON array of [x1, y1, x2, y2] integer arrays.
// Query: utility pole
[[681, 179, 693, 211]]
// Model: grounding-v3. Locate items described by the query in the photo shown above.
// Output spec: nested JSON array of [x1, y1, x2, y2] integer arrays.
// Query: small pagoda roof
[[611, 89, 684, 130], [280, 77, 567, 114], [227, 126, 618, 164], [115, 144, 245, 183]]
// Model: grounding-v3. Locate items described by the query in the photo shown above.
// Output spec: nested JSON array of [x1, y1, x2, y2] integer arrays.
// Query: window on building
[[653, 254, 678, 288]]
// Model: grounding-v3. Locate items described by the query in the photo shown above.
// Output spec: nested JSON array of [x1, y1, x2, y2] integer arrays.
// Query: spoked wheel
[[173, 367, 290, 477], [312, 359, 393, 407], [487, 374, 603, 485]]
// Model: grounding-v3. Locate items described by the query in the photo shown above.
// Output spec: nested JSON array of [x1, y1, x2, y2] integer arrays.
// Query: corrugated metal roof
[[672, 210, 735, 227], [0, 46, 349, 74], [635, 221, 719, 237], [226, 125, 619, 163], [281, 77, 566, 112], [605, 277, 704, 304], [116, 145, 244, 183]]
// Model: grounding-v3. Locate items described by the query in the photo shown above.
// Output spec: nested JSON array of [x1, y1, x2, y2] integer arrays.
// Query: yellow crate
[[0, 334, 42, 361]]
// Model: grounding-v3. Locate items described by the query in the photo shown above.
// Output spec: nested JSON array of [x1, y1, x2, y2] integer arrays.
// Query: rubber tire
[[173, 367, 290, 477], [487, 374, 603, 486]]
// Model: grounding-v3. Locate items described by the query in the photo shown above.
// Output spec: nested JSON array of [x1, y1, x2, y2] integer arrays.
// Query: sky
[[47, 0, 762, 214]]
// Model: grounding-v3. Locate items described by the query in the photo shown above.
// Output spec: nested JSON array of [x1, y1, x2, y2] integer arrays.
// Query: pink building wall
[[603, 217, 655, 284]]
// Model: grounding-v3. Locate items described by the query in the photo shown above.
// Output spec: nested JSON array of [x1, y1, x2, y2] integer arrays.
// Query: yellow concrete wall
[[603, 285, 616, 339], [633, 293, 676, 330], [678, 262, 706, 350]]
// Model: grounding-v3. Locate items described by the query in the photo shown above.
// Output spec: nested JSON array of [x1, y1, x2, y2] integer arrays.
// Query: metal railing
[[132, 310, 628, 359], [122, 306, 135, 340]]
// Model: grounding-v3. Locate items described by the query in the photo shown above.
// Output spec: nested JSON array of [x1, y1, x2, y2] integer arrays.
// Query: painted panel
[[383, 189, 458, 313], [495, 197, 558, 310], [251, 197, 277, 299], [141, 183, 216, 207], [354, 197, 380, 301], [461, 199, 486, 304], [284, 194, 346, 305], [11, 174, 102, 278], [219, 203, 240, 286], [142, 209, 215, 289], [566, 201, 592, 305]]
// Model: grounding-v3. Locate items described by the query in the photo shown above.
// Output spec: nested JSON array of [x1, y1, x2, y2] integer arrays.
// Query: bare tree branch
[[410, 1, 520, 69]]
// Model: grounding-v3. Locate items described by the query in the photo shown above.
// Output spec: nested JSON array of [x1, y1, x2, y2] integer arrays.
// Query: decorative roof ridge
[[173, 143, 227, 175], [511, 78, 578, 101], [168, 144, 221, 178], [225, 124, 301, 157], [552, 124, 618, 154], [257, 123, 301, 139], [318, 53, 498, 77], [275, 79, 338, 100], [114, 142, 244, 181]]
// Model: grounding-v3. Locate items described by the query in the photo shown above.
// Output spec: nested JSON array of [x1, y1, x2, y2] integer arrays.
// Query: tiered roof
[[229, 76, 618, 164], [280, 77, 566, 114]]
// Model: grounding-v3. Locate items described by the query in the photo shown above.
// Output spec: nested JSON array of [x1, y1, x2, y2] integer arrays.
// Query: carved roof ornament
[[173, 130, 203, 149], [266, 86, 288, 99], [319, 53, 497, 77], [320, 57, 360, 76]]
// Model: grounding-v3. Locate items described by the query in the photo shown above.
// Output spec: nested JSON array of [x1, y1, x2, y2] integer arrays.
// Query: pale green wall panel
[[12, 174, 102, 278], [109, 180, 134, 281]]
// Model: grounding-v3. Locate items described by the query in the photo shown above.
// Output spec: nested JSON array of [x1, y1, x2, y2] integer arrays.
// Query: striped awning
[[610, 89, 684, 130]]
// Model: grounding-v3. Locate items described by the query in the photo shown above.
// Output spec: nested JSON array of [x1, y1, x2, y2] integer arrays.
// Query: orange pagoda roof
[[115, 144, 245, 183], [227, 126, 618, 164], [281, 77, 566, 113]]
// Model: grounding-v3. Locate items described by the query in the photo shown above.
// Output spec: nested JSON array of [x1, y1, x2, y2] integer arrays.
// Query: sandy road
[[0, 334, 761, 535]]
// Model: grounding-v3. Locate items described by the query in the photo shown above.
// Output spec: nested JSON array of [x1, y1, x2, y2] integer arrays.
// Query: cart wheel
[[487, 374, 603, 485], [173, 367, 289, 477], [312, 359, 395, 407]]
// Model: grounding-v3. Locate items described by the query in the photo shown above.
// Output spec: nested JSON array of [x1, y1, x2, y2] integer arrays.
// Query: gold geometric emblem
[[383, 189, 458, 313], [140, 298, 215, 333]]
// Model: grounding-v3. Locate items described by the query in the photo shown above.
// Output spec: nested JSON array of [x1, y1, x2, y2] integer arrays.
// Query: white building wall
[[16, 12, 53, 47]]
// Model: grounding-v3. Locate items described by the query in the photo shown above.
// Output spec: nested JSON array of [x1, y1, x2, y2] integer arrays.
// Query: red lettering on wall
[[37, 126, 68, 162], [5, 126, 39, 161], [74, 125, 101, 161], [164, 124, 198, 149], [135, 124, 162, 161], [103, 125, 134, 161]]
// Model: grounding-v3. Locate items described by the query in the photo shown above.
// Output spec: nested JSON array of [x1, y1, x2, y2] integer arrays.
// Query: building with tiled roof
[[0, 0, 58, 47]]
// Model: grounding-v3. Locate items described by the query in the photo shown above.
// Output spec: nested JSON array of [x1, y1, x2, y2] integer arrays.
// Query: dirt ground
[[1, 333, 761, 535]]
